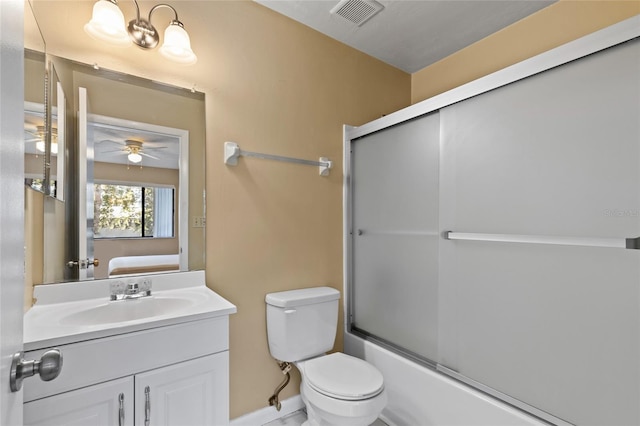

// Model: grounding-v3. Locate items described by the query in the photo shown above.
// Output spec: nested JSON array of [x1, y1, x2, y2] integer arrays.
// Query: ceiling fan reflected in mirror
[[24, 124, 58, 155], [98, 138, 168, 164]]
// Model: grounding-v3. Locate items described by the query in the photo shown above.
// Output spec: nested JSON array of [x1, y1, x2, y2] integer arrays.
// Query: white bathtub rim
[[345, 332, 547, 426]]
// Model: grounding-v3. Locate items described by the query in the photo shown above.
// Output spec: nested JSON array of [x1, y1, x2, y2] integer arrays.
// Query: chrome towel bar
[[444, 231, 640, 250], [224, 141, 332, 176]]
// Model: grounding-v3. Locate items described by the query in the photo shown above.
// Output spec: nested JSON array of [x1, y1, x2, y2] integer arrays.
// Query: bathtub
[[344, 333, 547, 426]]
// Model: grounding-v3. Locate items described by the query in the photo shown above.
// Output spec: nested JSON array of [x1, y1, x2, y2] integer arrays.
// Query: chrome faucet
[[126, 282, 140, 295], [110, 279, 152, 301]]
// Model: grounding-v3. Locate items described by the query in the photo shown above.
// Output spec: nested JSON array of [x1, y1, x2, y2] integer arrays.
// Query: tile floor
[[263, 409, 388, 426]]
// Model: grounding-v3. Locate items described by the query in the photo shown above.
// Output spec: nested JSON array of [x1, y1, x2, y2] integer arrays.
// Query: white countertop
[[24, 271, 236, 351]]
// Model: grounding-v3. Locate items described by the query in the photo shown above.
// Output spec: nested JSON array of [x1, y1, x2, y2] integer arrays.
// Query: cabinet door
[[135, 352, 229, 426], [24, 376, 134, 426]]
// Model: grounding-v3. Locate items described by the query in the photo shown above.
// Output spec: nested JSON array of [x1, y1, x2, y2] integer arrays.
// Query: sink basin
[[59, 296, 193, 326], [24, 271, 238, 351]]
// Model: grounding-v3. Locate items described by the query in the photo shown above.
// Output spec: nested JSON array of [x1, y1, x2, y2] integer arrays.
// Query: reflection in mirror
[[47, 65, 66, 201], [32, 56, 205, 287], [88, 117, 187, 279], [24, 0, 47, 311], [23, 0, 46, 193], [23, 101, 48, 192]]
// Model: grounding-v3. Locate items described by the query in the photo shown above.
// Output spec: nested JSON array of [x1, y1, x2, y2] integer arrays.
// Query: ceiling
[[255, 0, 556, 73]]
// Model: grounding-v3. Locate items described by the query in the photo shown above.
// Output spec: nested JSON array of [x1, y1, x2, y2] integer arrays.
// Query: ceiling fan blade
[[99, 153, 128, 159], [140, 152, 159, 160], [100, 149, 127, 154], [145, 146, 169, 151], [96, 139, 125, 145]]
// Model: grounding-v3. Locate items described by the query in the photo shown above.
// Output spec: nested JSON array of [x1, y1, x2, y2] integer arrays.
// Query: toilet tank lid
[[265, 287, 340, 308]]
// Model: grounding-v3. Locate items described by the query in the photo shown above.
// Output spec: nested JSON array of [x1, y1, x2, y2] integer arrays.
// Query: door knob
[[10, 349, 63, 392]]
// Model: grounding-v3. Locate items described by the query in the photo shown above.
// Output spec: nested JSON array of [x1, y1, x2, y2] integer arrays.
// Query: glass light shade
[[128, 153, 142, 163], [84, 0, 131, 47], [36, 141, 58, 155], [159, 23, 197, 65]]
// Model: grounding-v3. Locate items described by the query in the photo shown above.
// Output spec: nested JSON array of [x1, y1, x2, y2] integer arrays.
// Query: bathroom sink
[[24, 272, 238, 350], [59, 296, 194, 326]]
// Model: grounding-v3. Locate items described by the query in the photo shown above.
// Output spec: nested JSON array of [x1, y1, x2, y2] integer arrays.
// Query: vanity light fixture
[[84, 0, 197, 65]]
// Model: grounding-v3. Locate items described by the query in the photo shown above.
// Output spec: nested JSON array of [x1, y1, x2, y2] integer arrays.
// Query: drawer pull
[[145, 386, 151, 426], [118, 393, 125, 426]]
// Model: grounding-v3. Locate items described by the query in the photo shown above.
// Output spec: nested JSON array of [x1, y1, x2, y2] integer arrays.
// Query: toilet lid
[[303, 353, 384, 400]]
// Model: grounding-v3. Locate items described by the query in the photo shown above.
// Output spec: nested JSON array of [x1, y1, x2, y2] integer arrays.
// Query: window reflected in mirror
[[94, 183, 175, 239]]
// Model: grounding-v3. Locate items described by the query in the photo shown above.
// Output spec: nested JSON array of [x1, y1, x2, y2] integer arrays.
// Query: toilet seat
[[302, 353, 384, 401]]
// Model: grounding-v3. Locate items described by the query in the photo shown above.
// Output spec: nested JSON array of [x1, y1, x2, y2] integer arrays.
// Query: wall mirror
[[47, 64, 66, 201], [31, 55, 206, 285], [23, 0, 46, 193]]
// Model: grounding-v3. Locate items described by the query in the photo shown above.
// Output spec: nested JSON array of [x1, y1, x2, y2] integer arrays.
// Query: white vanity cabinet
[[23, 274, 236, 426], [134, 353, 227, 425], [24, 353, 227, 426], [25, 377, 134, 426]]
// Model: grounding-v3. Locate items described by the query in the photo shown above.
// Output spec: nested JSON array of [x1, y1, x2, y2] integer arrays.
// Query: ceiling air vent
[[330, 0, 384, 27]]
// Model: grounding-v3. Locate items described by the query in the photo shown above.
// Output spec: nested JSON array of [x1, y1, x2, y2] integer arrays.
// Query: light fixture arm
[[132, 0, 143, 23], [128, 1, 184, 49], [148, 3, 181, 25]]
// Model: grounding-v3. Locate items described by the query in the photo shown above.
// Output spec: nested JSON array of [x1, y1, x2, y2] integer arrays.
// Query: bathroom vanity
[[21, 271, 236, 426]]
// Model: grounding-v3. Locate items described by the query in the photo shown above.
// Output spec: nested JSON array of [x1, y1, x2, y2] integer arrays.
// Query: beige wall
[[206, 4, 410, 417], [43, 197, 66, 284], [24, 187, 43, 311], [93, 162, 180, 279], [411, 0, 640, 104]]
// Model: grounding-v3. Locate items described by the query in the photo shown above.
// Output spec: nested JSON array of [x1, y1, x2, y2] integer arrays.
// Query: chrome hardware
[[10, 349, 63, 392], [445, 231, 640, 250], [126, 282, 139, 295], [118, 393, 125, 426], [110, 279, 152, 301], [144, 386, 151, 426], [66, 258, 100, 269]]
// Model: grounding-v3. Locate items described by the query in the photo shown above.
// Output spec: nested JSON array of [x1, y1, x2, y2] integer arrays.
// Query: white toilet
[[266, 287, 387, 426]]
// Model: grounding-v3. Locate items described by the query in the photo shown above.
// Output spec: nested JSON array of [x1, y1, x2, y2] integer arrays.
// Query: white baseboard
[[230, 395, 305, 426]]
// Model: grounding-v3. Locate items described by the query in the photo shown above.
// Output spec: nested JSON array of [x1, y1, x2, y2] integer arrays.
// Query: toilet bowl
[[296, 353, 387, 426], [265, 287, 387, 426]]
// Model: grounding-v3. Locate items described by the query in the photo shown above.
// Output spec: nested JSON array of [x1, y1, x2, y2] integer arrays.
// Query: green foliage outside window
[[94, 183, 173, 239]]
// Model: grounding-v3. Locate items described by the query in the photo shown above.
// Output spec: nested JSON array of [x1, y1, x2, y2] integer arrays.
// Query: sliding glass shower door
[[437, 38, 640, 426], [350, 112, 440, 363], [348, 37, 640, 425]]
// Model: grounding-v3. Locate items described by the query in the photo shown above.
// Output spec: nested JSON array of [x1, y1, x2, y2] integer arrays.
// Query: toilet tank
[[266, 287, 340, 362]]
